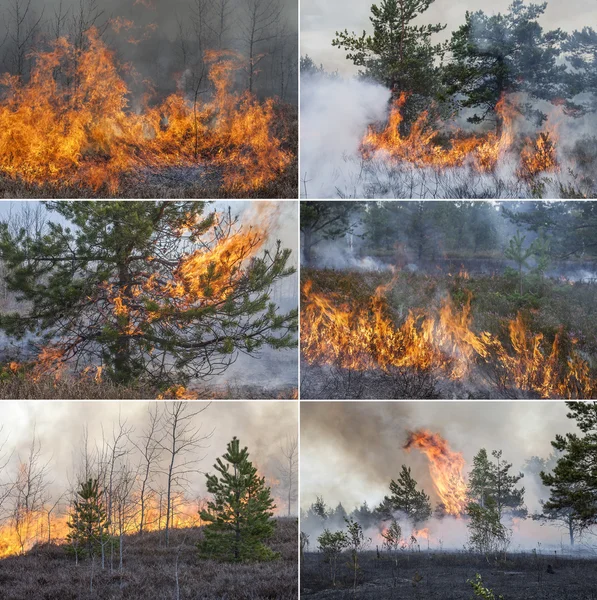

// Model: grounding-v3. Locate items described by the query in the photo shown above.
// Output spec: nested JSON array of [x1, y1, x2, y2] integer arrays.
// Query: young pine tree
[[332, 0, 447, 129], [198, 437, 279, 562], [0, 201, 297, 387], [66, 478, 111, 562], [378, 465, 432, 525]]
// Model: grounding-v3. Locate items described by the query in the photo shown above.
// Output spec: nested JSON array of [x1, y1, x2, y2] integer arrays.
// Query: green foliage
[[381, 518, 402, 553], [317, 528, 349, 587], [468, 449, 526, 519], [198, 437, 279, 563], [344, 517, 370, 591], [379, 465, 432, 525], [332, 0, 447, 128], [540, 402, 597, 535], [443, 1, 569, 130], [466, 499, 511, 555], [468, 574, 505, 600], [0, 201, 297, 387], [66, 478, 112, 561]]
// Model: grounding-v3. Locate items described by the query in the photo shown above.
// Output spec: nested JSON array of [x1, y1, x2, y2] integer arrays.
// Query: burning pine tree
[[0, 201, 297, 393]]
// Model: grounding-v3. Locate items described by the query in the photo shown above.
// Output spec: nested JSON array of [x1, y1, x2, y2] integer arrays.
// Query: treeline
[[302, 402, 597, 557], [0, 0, 298, 102], [303, 0, 596, 132], [0, 403, 297, 565], [301, 201, 597, 266]]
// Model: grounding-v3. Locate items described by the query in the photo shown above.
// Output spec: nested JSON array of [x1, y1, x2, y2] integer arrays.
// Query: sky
[[301, 0, 595, 74], [300, 401, 576, 511], [1, 400, 298, 507]]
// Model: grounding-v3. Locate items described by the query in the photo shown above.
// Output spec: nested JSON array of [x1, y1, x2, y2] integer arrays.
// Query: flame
[[0, 31, 291, 193], [361, 93, 558, 176], [301, 278, 596, 398], [404, 430, 467, 517]]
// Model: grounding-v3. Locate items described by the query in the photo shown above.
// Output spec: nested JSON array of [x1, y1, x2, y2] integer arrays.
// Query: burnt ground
[[301, 550, 597, 600], [0, 519, 298, 600]]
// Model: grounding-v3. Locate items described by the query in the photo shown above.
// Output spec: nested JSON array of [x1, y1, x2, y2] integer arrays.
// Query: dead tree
[[240, 0, 283, 94], [11, 432, 51, 554], [129, 404, 163, 535], [277, 435, 298, 516], [4, 0, 45, 77], [157, 402, 213, 545]]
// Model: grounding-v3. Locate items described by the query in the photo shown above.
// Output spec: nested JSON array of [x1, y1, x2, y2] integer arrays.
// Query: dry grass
[[0, 519, 298, 600], [0, 371, 298, 400]]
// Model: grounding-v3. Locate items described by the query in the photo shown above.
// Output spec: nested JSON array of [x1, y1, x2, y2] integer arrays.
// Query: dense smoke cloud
[[300, 402, 578, 548], [3, 400, 298, 511], [0, 0, 298, 102], [301, 402, 572, 510]]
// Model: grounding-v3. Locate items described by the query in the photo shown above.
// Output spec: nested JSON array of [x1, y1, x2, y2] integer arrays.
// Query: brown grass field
[[0, 518, 298, 600]]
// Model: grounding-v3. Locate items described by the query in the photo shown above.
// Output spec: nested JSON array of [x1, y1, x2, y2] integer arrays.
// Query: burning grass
[[300, 269, 597, 399], [0, 519, 298, 600], [0, 367, 297, 400], [0, 31, 297, 198]]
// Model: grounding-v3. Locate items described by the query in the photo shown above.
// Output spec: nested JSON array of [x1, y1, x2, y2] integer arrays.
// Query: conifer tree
[[198, 437, 279, 562], [332, 0, 447, 129], [444, 1, 569, 132], [66, 478, 111, 562], [468, 449, 526, 520], [378, 465, 432, 525], [0, 201, 297, 387], [540, 402, 597, 535]]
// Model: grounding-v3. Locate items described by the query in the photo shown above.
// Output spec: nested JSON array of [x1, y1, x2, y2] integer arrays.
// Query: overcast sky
[[301, 0, 595, 74]]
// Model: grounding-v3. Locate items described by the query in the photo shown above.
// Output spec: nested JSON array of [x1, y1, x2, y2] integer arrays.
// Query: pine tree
[[0, 201, 297, 387], [504, 231, 535, 295], [332, 0, 447, 129], [443, 1, 569, 133], [198, 437, 279, 562], [66, 478, 111, 562], [379, 465, 432, 525], [467, 449, 526, 520], [540, 402, 597, 535]]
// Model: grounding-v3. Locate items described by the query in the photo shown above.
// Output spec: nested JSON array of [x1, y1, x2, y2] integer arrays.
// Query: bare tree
[[11, 432, 51, 554], [208, 0, 233, 49], [113, 461, 138, 574], [277, 435, 298, 516], [4, 0, 45, 77], [0, 426, 14, 514], [129, 404, 163, 535], [240, 0, 283, 93], [157, 402, 213, 545]]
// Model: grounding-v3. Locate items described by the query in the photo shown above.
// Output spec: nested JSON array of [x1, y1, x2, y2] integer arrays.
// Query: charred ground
[[301, 549, 597, 600]]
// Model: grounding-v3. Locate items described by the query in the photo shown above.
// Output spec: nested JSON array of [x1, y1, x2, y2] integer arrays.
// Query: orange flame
[[301, 278, 596, 398], [404, 430, 467, 517], [0, 31, 291, 193], [361, 93, 558, 176]]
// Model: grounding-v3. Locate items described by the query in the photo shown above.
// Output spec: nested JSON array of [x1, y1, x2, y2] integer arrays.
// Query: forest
[[300, 402, 597, 600], [301, 0, 597, 199], [0, 0, 298, 198], [0, 401, 298, 599], [301, 200, 597, 399], [0, 201, 298, 399]]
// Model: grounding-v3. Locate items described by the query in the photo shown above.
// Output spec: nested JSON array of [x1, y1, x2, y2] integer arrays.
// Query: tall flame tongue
[[301, 279, 596, 398], [404, 430, 467, 517], [361, 92, 559, 176]]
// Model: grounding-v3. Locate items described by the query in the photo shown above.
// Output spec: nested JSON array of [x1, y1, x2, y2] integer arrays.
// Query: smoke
[[2, 400, 298, 514], [300, 73, 390, 198], [301, 402, 580, 549], [0, 0, 298, 103]]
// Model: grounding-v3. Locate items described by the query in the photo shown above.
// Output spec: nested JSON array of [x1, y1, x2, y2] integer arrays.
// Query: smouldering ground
[[300, 268, 597, 399], [0, 519, 297, 600], [301, 550, 597, 599]]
